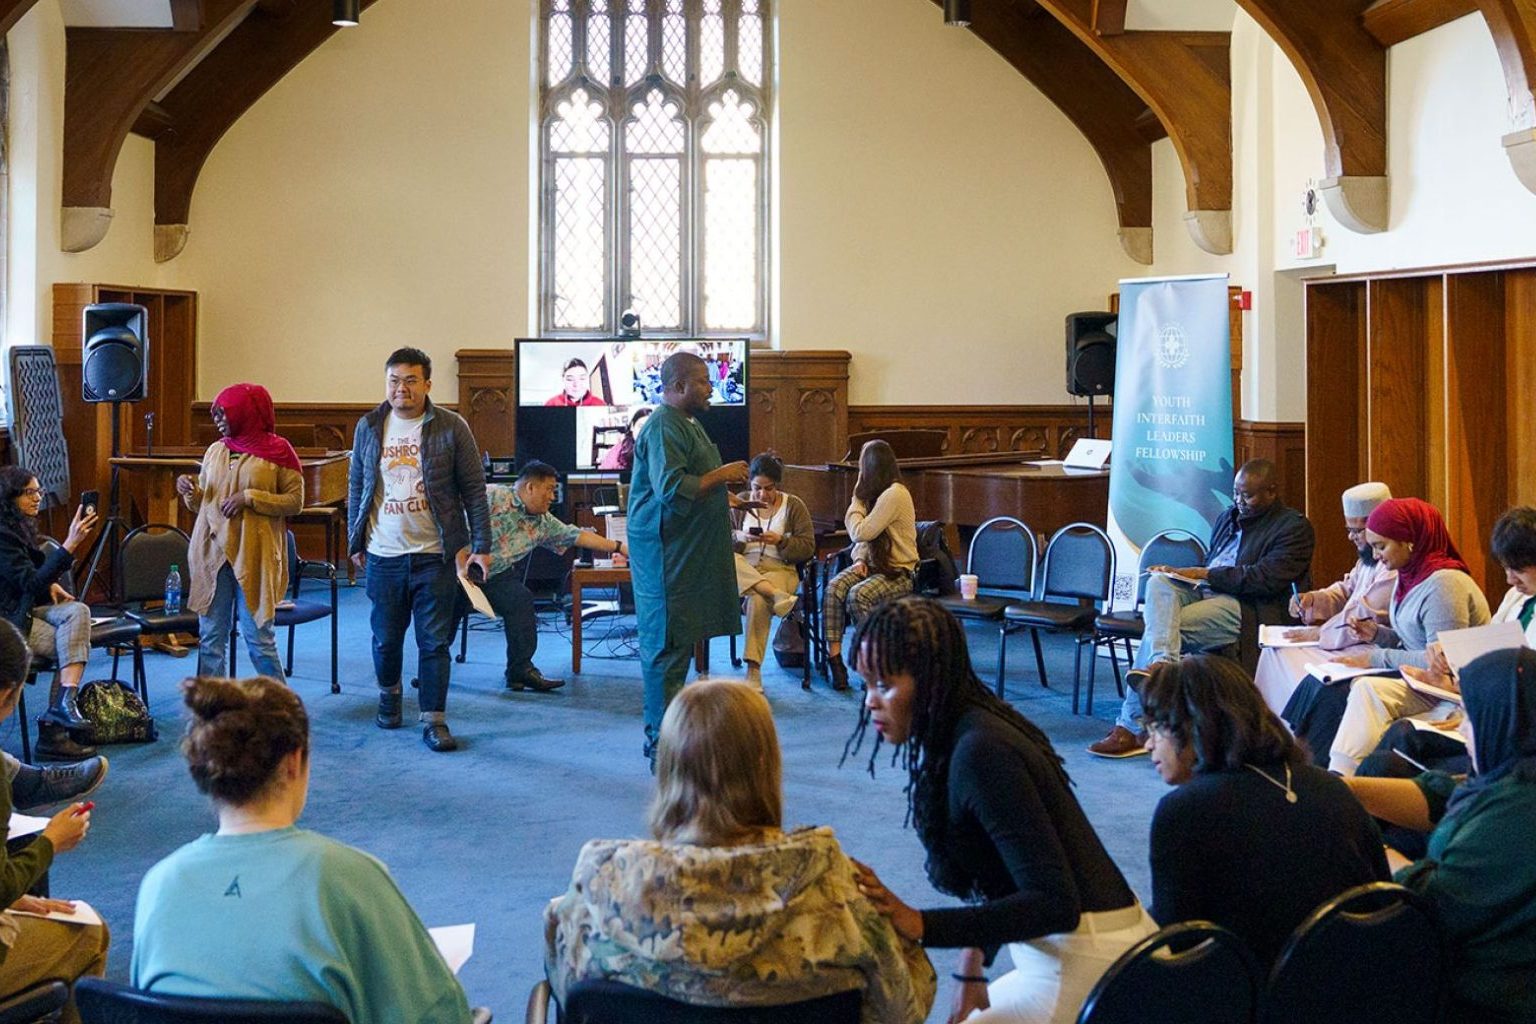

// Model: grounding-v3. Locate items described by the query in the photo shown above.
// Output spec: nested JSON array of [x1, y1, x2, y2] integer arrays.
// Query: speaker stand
[[81, 403, 129, 602], [1086, 395, 1099, 439]]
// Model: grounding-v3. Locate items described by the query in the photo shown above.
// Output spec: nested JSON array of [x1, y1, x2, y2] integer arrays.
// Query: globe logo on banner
[[1156, 322, 1190, 370]]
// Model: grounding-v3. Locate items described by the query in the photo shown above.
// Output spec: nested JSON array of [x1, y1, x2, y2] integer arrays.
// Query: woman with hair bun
[[131, 676, 486, 1023]]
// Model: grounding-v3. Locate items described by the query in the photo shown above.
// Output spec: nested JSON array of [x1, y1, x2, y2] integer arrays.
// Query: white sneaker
[[772, 592, 799, 618], [745, 665, 764, 691]]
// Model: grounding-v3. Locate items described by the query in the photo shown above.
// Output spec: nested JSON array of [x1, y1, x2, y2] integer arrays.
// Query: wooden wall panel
[[1365, 277, 1430, 497], [847, 404, 1099, 461], [1444, 272, 1509, 597], [1306, 281, 1367, 581], [1235, 420, 1307, 513], [455, 349, 515, 459], [749, 351, 849, 465], [1507, 269, 1536, 510]]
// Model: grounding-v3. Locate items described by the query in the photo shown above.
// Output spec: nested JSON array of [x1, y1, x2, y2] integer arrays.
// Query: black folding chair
[[74, 977, 349, 1024], [526, 978, 860, 1024], [1077, 921, 1259, 1024], [937, 516, 1039, 619], [1090, 528, 1207, 710], [1000, 522, 1115, 709], [1260, 882, 1445, 1024], [116, 525, 201, 678], [273, 532, 339, 693], [0, 980, 67, 1024]]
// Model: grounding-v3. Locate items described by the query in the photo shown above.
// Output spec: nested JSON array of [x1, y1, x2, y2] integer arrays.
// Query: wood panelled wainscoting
[[1306, 258, 1536, 596]]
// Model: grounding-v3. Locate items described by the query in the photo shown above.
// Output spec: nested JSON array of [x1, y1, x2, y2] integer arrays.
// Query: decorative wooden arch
[[1236, 1, 1389, 233], [1475, 0, 1536, 195], [61, 0, 256, 253], [0, 0, 42, 37], [150, 0, 386, 262], [955, 0, 1160, 264], [1029, 0, 1234, 255]]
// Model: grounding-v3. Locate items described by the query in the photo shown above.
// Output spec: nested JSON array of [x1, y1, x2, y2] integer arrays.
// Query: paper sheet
[[457, 577, 498, 619], [9, 900, 102, 927], [1402, 673, 1463, 705], [429, 924, 475, 975], [1302, 661, 1383, 684], [1150, 569, 1205, 588], [1436, 621, 1528, 680], [6, 813, 47, 842], [1259, 624, 1320, 648]]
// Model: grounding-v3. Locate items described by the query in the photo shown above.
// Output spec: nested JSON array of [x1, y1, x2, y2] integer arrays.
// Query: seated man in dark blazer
[[1089, 459, 1315, 758]]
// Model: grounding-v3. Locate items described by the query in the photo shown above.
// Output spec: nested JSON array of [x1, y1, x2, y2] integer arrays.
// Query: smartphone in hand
[[80, 490, 99, 516]]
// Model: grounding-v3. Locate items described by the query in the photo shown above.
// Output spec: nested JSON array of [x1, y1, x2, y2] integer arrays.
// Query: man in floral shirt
[[484, 461, 625, 692]]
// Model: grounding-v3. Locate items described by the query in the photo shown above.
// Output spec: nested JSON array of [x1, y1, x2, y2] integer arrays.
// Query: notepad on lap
[[1437, 621, 1528, 680], [9, 900, 102, 927], [429, 924, 475, 975], [1302, 661, 1382, 684], [1260, 624, 1320, 648], [1150, 569, 1205, 588]]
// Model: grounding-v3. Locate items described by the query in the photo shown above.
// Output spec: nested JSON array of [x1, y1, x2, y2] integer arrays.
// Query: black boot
[[40, 683, 90, 731], [35, 723, 98, 762], [376, 689, 403, 730], [829, 656, 850, 692]]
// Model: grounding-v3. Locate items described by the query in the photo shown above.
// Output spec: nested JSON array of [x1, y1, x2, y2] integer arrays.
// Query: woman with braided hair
[[846, 596, 1153, 1024]]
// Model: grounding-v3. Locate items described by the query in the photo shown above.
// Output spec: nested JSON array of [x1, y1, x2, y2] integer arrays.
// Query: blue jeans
[[1116, 576, 1241, 731], [198, 564, 285, 681], [366, 553, 458, 716]]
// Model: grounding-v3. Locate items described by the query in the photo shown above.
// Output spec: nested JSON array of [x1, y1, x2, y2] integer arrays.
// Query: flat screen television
[[514, 338, 749, 476]]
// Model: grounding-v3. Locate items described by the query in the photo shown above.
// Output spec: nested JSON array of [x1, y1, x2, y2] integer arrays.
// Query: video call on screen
[[515, 339, 750, 475]]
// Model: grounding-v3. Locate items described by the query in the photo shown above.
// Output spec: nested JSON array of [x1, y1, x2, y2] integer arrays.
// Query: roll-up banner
[[1107, 274, 1234, 609]]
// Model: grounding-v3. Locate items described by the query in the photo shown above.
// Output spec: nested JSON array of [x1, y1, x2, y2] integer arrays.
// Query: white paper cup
[[959, 574, 979, 600]]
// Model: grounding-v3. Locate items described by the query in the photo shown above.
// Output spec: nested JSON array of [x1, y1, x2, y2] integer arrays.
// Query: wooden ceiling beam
[[1476, 0, 1536, 196], [0, 0, 44, 37], [1362, 0, 1478, 48], [62, 0, 257, 253], [170, 0, 203, 31], [940, 0, 1160, 263], [151, 0, 385, 262], [1027, 0, 1234, 254], [1236, 1, 1389, 233], [1091, 0, 1127, 36]]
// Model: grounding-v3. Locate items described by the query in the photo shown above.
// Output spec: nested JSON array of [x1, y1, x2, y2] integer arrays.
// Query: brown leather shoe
[[1087, 725, 1150, 759]]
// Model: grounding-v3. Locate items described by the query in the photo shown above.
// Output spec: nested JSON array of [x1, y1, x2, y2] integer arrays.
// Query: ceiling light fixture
[[333, 0, 360, 27], [944, 0, 971, 27]]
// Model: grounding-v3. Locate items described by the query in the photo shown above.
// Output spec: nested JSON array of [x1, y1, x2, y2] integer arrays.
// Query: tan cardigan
[[183, 443, 305, 627]]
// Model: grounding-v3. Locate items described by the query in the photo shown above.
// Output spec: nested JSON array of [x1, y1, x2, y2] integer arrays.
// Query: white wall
[[5, 1, 184, 351]]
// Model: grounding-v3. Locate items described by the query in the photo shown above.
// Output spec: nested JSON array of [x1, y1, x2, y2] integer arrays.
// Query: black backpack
[[914, 520, 959, 597], [76, 680, 158, 744]]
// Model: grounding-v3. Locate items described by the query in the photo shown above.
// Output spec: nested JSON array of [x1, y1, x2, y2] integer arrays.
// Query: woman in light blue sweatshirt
[[132, 676, 486, 1024]]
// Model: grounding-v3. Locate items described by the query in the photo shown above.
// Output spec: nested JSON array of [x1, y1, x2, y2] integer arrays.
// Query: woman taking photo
[[848, 596, 1152, 1024], [0, 465, 99, 759], [1345, 647, 1536, 1024], [732, 453, 814, 690], [0, 618, 107, 1024], [822, 439, 917, 691], [1140, 655, 1388, 966], [546, 679, 934, 1023], [132, 676, 484, 1023], [1284, 496, 1489, 765], [176, 383, 305, 682]]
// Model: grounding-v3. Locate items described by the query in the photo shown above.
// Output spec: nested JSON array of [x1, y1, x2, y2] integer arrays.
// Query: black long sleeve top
[[0, 523, 71, 631], [1149, 763, 1390, 966], [920, 707, 1137, 954]]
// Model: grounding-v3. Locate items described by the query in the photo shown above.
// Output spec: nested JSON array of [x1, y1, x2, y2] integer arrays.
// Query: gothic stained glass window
[[539, 0, 772, 338]]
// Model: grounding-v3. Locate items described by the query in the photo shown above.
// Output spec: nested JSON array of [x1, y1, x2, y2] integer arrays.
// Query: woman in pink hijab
[[175, 384, 305, 681]]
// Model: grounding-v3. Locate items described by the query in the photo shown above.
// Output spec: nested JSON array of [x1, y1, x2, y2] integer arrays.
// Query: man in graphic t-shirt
[[348, 347, 491, 753]]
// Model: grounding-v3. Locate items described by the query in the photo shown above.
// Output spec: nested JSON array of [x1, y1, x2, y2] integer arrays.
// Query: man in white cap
[[1250, 481, 1395, 713]]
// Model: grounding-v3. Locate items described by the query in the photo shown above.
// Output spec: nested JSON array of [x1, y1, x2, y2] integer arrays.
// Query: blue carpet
[[3, 586, 1167, 1022]]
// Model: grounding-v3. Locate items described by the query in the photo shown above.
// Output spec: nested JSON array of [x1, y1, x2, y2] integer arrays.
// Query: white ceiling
[[60, 0, 175, 29], [1125, 0, 1238, 32]]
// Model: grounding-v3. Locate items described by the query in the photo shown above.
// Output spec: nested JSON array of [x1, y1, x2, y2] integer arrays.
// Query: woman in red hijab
[[175, 384, 305, 681], [1283, 497, 1490, 767]]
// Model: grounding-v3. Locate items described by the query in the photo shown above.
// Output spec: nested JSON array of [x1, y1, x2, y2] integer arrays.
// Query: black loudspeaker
[[82, 303, 149, 403], [1066, 311, 1117, 397]]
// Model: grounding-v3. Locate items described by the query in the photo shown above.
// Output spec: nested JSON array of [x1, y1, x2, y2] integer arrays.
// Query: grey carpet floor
[[4, 585, 1168, 1023]]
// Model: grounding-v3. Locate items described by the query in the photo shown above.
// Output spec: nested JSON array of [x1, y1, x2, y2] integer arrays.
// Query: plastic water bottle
[[164, 564, 182, 614]]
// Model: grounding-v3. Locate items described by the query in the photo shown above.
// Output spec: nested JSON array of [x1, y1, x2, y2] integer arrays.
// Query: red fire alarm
[[1237, 290, 1253, 310]]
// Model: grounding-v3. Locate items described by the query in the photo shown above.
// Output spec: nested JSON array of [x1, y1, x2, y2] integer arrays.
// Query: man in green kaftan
[[627, 353, 749, 762]]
